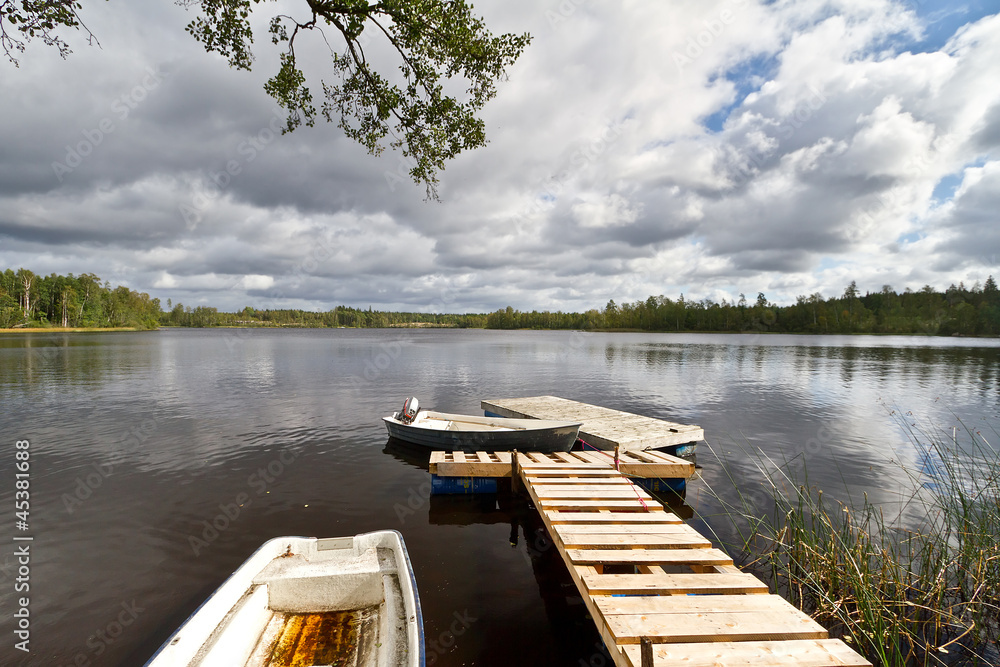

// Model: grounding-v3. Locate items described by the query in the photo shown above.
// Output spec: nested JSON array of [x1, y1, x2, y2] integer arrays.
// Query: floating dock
[[428, 449, 695, 494], [432, 450, 870, 667], [481, 396, 704, 453], [429, 449, 695, 479]]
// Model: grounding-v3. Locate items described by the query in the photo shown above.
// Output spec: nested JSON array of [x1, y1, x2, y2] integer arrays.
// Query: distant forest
[[2, 267, 998, 337], [484, 279, 1000, 337], [160, 304, 486, 329]]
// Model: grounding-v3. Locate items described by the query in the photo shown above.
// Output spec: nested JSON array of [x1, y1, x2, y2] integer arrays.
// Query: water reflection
[[1, 329, 998, 666], [383, 437, 432, 472]]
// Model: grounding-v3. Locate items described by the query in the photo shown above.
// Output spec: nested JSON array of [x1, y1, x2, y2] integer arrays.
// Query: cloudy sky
[[1, 0, 998, 313]]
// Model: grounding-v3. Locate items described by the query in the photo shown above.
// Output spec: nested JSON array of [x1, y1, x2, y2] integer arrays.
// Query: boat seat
[[257, 548, 386, 613]]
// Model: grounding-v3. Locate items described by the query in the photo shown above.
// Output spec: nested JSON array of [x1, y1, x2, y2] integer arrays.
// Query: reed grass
[[697, 408, 1000, 666]]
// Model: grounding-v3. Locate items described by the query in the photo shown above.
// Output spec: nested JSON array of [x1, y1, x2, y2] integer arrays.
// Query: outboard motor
[[400, 397, 420, 424]]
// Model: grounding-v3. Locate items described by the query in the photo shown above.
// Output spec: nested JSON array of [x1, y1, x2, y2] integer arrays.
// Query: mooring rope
[[578, 439, 650, 511]]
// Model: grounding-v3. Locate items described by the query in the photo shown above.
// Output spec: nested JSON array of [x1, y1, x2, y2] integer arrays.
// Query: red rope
[[578, 439, 649, 511]]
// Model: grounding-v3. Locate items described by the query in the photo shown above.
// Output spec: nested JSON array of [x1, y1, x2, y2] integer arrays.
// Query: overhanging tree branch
[[184, 0, 530, 199], [5, 0, 530, 200]]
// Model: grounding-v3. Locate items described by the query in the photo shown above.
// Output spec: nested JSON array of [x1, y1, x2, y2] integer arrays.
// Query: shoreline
[[1, 325, 995, 339], [0, 327, 141, 334]]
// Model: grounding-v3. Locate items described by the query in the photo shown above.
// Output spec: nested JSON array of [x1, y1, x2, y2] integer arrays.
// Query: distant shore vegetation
[[485, 279, 1000, 337], [3, 268, 998, 337], [1, 269, 161, 330]]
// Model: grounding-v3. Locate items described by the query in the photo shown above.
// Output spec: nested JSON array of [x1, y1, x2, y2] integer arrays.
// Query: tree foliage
[[0, 269, 160, 329], [1, 1, 531, 198], [183, 0, 530, 198], [0, 0, 98, 64], [484, 279, 1000, 337], [161, 303, 485, 328], [7, 268, 996, 337]]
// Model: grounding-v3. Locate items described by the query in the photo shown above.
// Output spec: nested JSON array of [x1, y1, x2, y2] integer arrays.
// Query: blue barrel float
[[633, 476, 686, 494], [430, 475, 498, 495]]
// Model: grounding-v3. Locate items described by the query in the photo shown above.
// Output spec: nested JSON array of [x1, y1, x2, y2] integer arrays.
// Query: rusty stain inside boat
[[265, 607, 378, 667]]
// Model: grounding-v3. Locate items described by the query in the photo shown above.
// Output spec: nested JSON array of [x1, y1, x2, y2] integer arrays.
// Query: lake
[[1, 328, 998, 665]]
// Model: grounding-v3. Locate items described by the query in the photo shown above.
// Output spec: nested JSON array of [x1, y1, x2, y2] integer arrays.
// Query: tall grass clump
[[698, 411, 1000, 666]]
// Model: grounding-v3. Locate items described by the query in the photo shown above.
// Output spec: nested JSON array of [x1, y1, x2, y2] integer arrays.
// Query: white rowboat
[[145, 531, 424, 667], [383, 409, 581, 452]]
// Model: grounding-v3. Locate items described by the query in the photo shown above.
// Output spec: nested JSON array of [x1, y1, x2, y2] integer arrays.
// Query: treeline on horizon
[[485, 279, 1000, 337], [160, 303, 487, 329], [3, 267, 999, 337]]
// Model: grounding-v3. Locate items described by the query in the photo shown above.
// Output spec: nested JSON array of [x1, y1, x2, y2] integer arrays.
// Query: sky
[[1, 0, 999, 314]]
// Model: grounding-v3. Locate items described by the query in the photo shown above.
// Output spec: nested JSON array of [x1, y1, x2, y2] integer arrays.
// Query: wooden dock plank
[[523, 469, 622, 478], [528, 475, 632, 486], [600, 595, 829, 644], [620, 640, 871, 667], [558, 533, 712, 549], [554, 523, 696, 535], [534, 489, 652, 500], [575, 450, 614, 465], [481, 395, 704, 451], [605, 613, 828, 646], [429, 450, 511, 477], [567, 448, 695, 477], [511, 454, 868, 667], [617, 460, 695, 478], [580, 415, 702, 451], [567, 548, 733, 566], [537, 499, 659, 511], [547, 512, 681, 524], [531, 485, 653, 500], [582, 572, 768, 595], [520, 461, 611, 469], [555, 523, 712, 547], [431, 448, 692, 480], [596, 594, 810, 615]]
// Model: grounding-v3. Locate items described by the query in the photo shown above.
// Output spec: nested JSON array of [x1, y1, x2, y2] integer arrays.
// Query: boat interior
[[412, 412, 519, 432], [181, 538, 410, 667]]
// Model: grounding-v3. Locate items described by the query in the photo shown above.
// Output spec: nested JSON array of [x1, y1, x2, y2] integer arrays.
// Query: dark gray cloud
[[1, 1, 998, 312]]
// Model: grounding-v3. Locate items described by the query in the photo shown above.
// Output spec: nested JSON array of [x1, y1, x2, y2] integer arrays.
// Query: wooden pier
[[429, 449, 695, 480], [481, 396, 704, 452], [430, 450, 870, 667]]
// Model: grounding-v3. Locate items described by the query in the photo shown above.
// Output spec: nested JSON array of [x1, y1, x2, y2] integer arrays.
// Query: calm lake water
[[1, 328, 999, 666]]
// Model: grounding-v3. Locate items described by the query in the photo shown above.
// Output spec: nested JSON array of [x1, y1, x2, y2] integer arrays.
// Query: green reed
[[697, 410, 1000, 666]]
